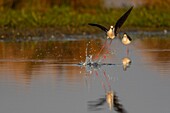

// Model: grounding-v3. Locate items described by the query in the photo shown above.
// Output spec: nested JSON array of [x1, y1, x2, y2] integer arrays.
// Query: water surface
[[0, 33, 170, 113]]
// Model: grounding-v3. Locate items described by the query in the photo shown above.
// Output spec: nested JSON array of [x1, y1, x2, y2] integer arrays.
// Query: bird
[[88, 6, 133, 59], [121, 33, 132, 55]]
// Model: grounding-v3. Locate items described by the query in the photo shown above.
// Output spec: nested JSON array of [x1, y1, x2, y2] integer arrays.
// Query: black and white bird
[[121, 33, 132, 55], [88, 6, 133, 40], [122, 33, 132, 45], [88, 6, 133, 58]]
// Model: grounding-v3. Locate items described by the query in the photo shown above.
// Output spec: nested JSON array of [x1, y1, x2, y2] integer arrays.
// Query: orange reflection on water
[[136, 37, 170, 73], [0, 39, 103, 60], [0, 38, 105, 85]]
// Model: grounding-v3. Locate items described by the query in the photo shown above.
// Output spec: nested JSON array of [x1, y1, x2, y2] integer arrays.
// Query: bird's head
[[123, 33, 127, 38], [123, 33, 132, 41], [110, 26, 114, 30]]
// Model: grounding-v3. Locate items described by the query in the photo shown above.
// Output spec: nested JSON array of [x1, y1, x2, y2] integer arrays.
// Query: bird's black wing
[[88, 97, 106, 110], [114, 6, 133, 35], [114, 93, 127, 113], [126, 33, 132, 41], [123, 33, 132, 41], [88, 23, 108, 32]]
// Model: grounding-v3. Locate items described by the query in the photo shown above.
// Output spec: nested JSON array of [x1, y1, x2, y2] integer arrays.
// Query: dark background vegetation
[[0, 0, 169, 34], [0, 0, 169, 10]]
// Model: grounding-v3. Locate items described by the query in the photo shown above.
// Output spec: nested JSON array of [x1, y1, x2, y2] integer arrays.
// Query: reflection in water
[[88, 91, 127, 113], [79, 48, 132, 72], [81, 55, 128, 112], [106, 91, 114, 110], [122, 57, 132, 71], [0, 35, 170, 113], [0, 39, 102, 85], [136, 37, 170, 73], [0, 39, 102, 62], [78, 39, 132, 111], [77, 35, 134, 112], [0, 37, 130, 113]]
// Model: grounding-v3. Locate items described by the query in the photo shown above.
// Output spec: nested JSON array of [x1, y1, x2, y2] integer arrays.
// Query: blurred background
[[0, 0, 169, 34], [0, 0, 169, 10]]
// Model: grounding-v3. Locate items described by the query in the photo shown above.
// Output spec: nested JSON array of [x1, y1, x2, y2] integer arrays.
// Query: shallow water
[[0, 33, 170, 113]]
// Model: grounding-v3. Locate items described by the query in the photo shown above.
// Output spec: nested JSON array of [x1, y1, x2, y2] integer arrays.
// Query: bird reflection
[[79, 47, 131, 112], [88, 96, 106, 111], [106, 91, 114, 110], [85, 65, 127, 112], [122, 57, 131, 71], [88, 91, 127, 113]]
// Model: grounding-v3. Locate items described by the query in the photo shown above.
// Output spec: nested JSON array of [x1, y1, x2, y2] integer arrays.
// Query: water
[[0, 33, 170, 113]]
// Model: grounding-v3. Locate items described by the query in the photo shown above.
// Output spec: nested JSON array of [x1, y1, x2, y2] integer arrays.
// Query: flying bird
[[88, 6, 133, 58], [88, 6, 133, 39]]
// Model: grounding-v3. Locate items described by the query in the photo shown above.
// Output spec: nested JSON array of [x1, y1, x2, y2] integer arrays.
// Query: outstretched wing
[[88, 23, 108, 32], [114, 6, 133, 35]]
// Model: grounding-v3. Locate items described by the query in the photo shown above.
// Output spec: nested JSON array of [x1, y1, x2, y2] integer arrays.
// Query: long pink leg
[[126, 46, 129, 56], [107, 39, 113, 51], [94, 39, 108, 60], [101, 39, 113, 60], [108, 39, 113, 47]]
